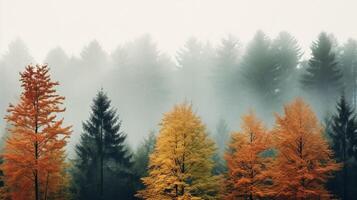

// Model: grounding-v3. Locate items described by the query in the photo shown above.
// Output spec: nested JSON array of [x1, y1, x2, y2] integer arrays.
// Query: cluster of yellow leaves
[[137, 104, 220, 200], [1, 64, 71, 200]]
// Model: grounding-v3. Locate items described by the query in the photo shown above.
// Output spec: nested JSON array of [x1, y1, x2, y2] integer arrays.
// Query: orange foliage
[[2, 64, 71, 200], [271, 98, 340, 200], [224, 112, 273, 200]]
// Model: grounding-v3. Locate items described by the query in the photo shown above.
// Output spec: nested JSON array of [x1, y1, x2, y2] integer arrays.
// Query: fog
[[1, 0, 357, 156]]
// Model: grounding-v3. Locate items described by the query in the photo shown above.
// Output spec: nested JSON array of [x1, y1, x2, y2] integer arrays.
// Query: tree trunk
[[44, 172, 50, 200], [99, 119, 104, 199], [34, 89, 40, 200]]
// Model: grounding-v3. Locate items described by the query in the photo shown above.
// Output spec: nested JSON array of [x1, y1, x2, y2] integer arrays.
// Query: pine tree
[[224, 112, 273, 200], [327, 95, 357, 199], [301, 32, 343, 114], [137, 104, 220, 200], [271, 31, 302, 101], [240, 31, 279, 113], [338, 39, 357, 107], [211, 36, 240, 116], [72, 90, 134, 200], [133, 131, 156, 184], [272, 98, 340, 199], [212, 119, 230, 175], [2, 64, 71, 200]]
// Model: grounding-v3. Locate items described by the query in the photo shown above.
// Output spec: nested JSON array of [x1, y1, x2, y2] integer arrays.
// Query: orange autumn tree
[[272, 98, 339, 200], [2, 64, 71, 200], [224, 112, 273, 200]]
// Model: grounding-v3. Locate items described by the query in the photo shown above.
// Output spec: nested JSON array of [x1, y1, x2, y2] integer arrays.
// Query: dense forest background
[[0, 31, 354, 154], [0, 30, 357, 199]]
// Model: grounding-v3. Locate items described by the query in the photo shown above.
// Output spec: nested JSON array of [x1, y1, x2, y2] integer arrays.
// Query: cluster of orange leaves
[[1, 64, 71, 200], [224, 99, 340, 200]]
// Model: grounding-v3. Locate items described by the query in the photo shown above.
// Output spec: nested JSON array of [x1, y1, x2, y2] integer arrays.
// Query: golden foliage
[[137, 103, 220, 200]]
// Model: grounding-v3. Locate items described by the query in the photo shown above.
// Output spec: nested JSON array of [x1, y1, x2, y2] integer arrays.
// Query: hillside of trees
[[0, 31, 356, 199]]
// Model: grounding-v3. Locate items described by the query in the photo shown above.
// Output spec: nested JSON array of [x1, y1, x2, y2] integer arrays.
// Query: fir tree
[[271, 31, 302, 101], [301, 32, 343, 114], [72, 90, 134, 200], [211, 36, 240, 116], [338, 39, 357, 107], [240, 31, 279, 113], [133, 131, 156, 187], [327, 95, 357, 199]]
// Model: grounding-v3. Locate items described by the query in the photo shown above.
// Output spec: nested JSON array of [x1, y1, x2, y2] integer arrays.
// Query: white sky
[[0, 0, 356, 61]]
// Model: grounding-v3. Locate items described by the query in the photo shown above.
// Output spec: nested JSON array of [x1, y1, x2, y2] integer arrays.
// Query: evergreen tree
[[0, 39, 33, 124], [108, 35, 173, 143], [327, 95, 357, 199], [240, 31, 278, 112], [133, 131, 156, 185], [271, 31, 302, 102], [301, 32, 343, 114], [72, 90, 134, 200], [212, 119, 230, 175], [211, 36, 240, 116], [338, 39, 357, 107]]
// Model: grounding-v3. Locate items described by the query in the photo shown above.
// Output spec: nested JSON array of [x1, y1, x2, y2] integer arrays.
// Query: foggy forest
[[0, 0, 357, 199]]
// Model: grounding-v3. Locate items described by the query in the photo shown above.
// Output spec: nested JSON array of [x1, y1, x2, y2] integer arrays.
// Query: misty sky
[[0, 0, 356, 61]]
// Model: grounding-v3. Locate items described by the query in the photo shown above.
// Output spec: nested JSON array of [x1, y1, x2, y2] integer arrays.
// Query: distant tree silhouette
[[301, 32, 343, 114]]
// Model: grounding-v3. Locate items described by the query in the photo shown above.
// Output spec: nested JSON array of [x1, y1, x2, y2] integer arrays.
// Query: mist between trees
[[0, 31, 354, 153], [0, 30, 356, 199]]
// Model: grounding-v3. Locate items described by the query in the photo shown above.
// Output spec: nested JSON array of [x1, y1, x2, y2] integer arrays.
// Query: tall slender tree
[[224, 112, 273, 200], [271, 31, 302, 102], [301, 32, 343, 115], [327, 95, 357, 199], [2, 64, 71, 200], [72, 90, 134, 200], [338, 39, 357, 107], [133, 131, 157, 190], [137, 104, 220, 200], [211, 36, 240, 116], [272, 98, 340, 199]]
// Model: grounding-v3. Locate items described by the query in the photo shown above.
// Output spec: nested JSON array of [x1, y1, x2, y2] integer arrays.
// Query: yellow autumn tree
[[272, 98, 340, 199], [224, 111, 273, 200], [136, 103, 220, 200], [2, 64, 71, 200]]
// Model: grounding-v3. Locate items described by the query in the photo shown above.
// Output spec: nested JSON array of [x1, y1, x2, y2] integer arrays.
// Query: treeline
[[0, 65, 356, 199], [0, 31, 356, 146], [0, 31, 356, 199]]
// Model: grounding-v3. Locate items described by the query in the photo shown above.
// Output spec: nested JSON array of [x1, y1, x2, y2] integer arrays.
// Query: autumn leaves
[[0, 65, 339, 200], [137, 104, 220, 200], [139, 99, 339, 199], [2, 64, 71, 200]]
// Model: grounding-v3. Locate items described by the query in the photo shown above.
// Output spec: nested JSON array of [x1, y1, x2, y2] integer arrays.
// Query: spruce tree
[[72, 90, 134, 200], [328, 95, 357, 199], [301, 32, 343, 114], [339, 39, 357, 107], [212, 36, 240, 116], [271, 31, 302, 101], [133, 131, 156, 183], [240, 31, 278, 112]]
